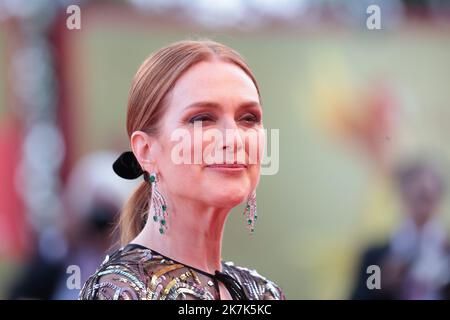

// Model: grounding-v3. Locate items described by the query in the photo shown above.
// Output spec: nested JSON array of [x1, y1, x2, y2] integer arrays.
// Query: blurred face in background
[[146, 60, 264, 210], [399, 166, 445, 227]]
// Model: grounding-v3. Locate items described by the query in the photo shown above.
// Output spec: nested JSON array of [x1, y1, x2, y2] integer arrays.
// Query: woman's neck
[[131, 197, 230, 275]]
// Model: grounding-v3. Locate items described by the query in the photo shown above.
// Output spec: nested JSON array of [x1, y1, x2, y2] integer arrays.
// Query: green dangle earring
[[243, 190, 257, 233], [145, 171, 168, 234]]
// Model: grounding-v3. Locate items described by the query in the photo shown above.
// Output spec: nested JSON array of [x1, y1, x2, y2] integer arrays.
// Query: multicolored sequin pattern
[[79, 246, 285, 300]]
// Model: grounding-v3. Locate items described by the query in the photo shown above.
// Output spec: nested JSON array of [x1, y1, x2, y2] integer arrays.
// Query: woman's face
[[145, 60, 264, 209]]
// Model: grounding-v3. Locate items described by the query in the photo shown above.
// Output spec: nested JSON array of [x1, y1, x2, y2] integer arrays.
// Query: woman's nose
[[219, 119, 244, 153]]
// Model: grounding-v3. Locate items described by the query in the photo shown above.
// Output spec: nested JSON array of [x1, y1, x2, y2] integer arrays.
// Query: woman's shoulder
[[222, 261, 286, 300], [78, 245, 168, 300], [79, 245, 286, 300]]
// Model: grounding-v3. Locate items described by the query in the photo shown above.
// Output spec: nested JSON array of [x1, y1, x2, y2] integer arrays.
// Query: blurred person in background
[[351, 159, 450, 300], [8, 151, 135, 299]]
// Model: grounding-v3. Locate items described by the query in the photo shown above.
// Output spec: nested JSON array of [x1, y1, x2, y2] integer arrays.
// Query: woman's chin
[[199, 174, 253, 206], [206, 189, 248, 208]]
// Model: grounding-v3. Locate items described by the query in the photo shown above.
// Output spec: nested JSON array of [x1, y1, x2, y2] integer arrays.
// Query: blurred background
[[1, 0, 450, 299]]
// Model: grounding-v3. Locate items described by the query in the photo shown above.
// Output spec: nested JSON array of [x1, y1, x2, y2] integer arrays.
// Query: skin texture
[[130, 60, 264, 299]]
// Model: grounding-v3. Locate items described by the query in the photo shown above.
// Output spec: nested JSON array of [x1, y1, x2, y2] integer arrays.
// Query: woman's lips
[[205, 164, 247, 172]]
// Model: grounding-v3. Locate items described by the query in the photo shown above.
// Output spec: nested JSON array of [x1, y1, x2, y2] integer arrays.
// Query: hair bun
[[112, 151, 145, 179]]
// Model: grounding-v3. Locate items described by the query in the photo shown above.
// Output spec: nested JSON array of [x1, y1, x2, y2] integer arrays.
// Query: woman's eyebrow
[[183, 101, 220, 111], [182, 100, 261, 111], [239, 101, 262, 110]]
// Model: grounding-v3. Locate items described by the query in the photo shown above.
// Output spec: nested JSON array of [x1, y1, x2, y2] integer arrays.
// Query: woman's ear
[[130, 130, 156, 172]]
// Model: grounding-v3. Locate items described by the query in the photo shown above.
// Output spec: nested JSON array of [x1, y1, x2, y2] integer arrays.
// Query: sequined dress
[[79, 244, 285, 300]]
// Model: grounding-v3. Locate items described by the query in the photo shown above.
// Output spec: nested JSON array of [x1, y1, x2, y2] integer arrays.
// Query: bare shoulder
[[222, 261, 286, 300]]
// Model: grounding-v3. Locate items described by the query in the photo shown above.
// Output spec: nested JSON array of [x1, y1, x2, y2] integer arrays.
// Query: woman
[[79, 40, 285, 300]]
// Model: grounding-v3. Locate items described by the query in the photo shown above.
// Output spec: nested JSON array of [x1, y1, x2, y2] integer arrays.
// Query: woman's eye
[[239, 114, 259, 124], [188, 114, 214, 124]]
